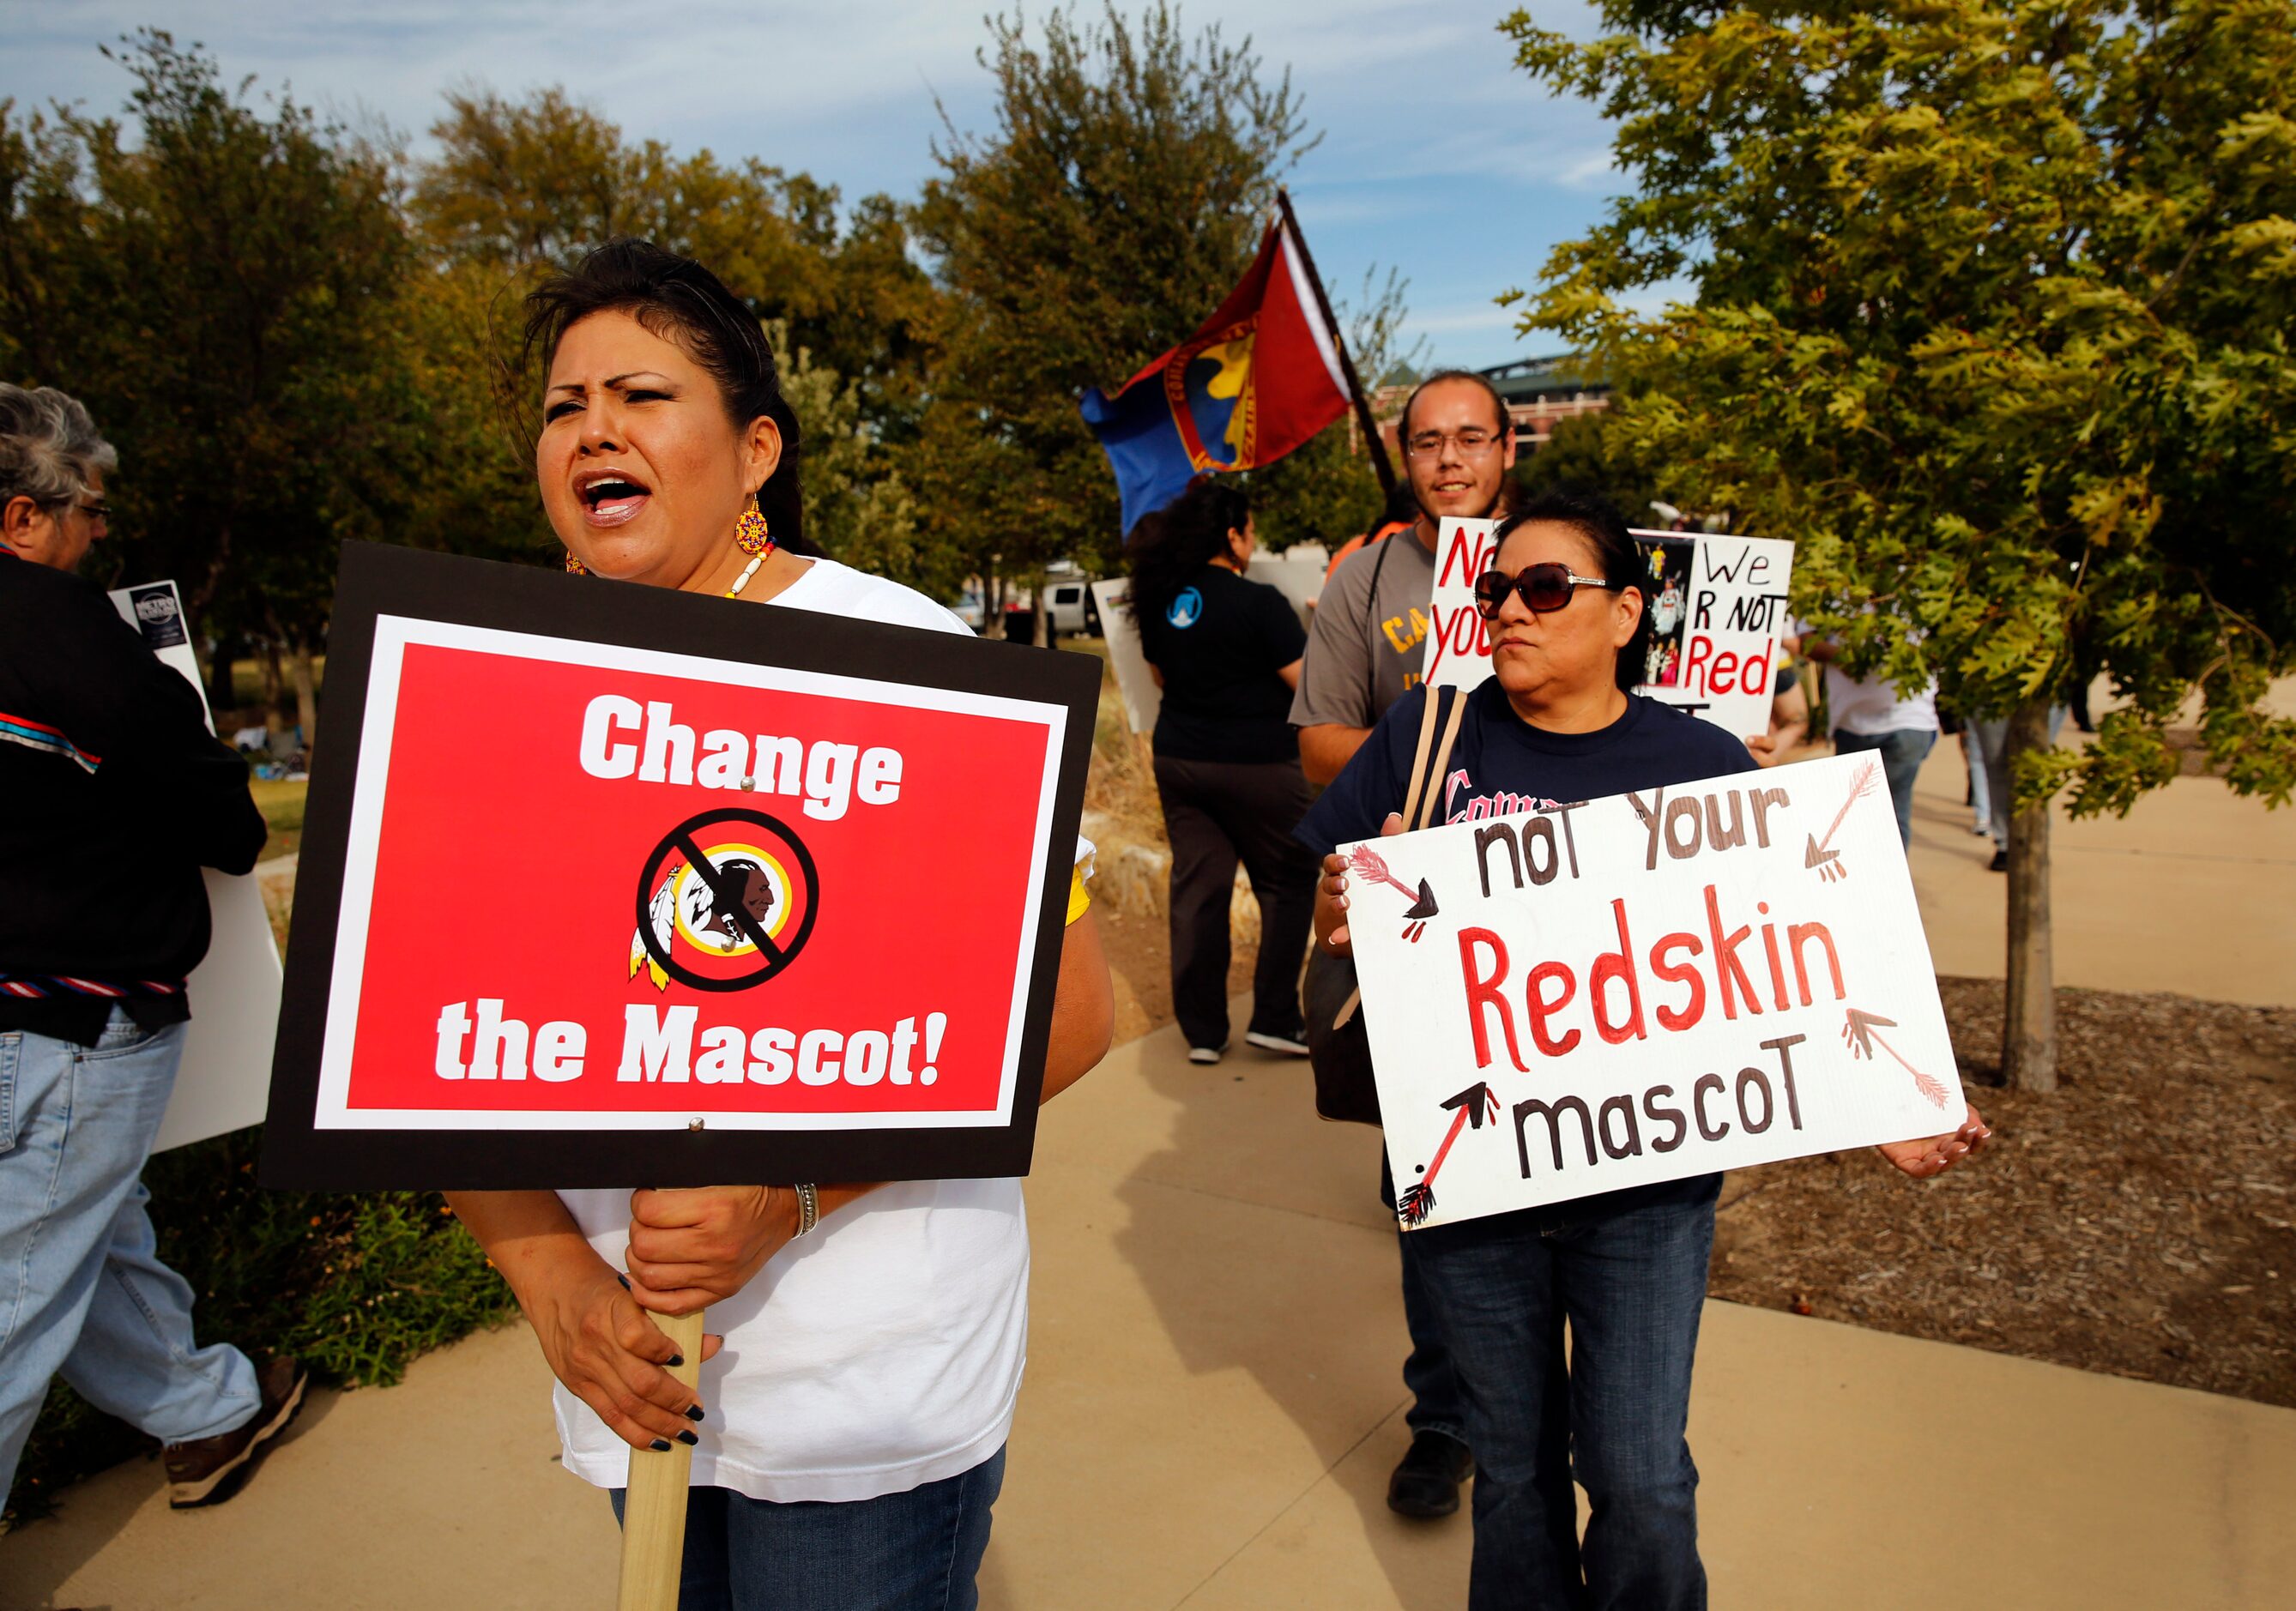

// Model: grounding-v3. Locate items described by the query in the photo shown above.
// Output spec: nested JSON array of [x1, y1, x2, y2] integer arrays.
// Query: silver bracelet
[[792, 1182, 819, 1238]]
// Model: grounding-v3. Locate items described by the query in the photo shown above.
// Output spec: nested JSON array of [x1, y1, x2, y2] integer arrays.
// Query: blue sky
[[3, 1, 1638, 371]]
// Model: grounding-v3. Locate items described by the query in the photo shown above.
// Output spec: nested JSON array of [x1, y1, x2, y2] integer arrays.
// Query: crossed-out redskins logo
[[631, 807, 820, 993]]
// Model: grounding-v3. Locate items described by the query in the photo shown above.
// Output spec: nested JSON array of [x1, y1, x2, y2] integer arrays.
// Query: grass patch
[[251, 775, 306, 861]]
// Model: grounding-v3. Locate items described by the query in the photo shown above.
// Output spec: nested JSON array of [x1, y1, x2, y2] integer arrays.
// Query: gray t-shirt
[[1289, 530, 1437, 731]]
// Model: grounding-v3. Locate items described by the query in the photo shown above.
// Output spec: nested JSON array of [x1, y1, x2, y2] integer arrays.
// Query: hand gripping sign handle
[[616, 1307, 707, 1611]]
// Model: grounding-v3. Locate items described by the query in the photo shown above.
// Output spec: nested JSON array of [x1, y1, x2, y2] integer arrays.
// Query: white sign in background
[[1423, 519, 1796, 744], [106, 581, 286, 1151], [1344, 750, 1961, 1229], [1089, 577, 1161, 736]]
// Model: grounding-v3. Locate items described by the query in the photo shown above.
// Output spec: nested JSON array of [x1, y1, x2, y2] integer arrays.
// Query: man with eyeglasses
[[1290, 369, 1517, 1521], [1, 383, 307, 1514]]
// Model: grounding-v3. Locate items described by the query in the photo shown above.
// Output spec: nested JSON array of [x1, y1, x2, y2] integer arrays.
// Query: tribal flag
[[1080, 213, 1352, 534]]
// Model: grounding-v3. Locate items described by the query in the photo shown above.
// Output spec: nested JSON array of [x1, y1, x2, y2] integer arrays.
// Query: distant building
[[1362, 354, 1611, 456]]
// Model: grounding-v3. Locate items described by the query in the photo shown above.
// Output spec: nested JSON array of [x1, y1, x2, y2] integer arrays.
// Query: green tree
[[911, 3, 1316, 615], [1506, 0, 2296, 1089], [1514, 406, 1665, 526], [0, 32, 421, 743], [414, 87, 941, 435]]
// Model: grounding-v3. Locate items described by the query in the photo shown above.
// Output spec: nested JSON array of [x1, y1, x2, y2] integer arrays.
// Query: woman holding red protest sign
[[445, 240, 1113, 1611], [1298, 486, 1990, 1611]]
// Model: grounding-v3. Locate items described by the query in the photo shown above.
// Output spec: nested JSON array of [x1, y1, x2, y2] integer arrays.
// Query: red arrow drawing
[[1843, 1007, 1951, 1108], [1805, 758, 1882, 884], [1348, 842, 1440, 942], [1398, 1082, 1501, 1226]]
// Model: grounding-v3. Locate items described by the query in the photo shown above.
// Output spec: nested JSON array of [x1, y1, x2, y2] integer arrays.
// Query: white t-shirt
[[1796, 616, 1939, 737], [555, 558, 1059, 1504]]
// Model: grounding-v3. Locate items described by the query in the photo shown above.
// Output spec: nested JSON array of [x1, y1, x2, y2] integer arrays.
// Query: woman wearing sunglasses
[[1295, 486, 1988, 1610]]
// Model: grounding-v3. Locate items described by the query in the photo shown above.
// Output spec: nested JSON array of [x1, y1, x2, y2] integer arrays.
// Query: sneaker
[[1245, 1028, 1311, 1057], [165, 1356, 308, 1510], [1187, 1043, 1226, 1065], [1387, 1430, 1475, 1518], [1988, 848, 2008, 872]]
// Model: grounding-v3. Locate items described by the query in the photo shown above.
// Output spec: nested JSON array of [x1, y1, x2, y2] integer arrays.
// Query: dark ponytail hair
[[520, 238, 817, 556], [1127, 478, 1251, 625], [1494, 485, 1650, 692]]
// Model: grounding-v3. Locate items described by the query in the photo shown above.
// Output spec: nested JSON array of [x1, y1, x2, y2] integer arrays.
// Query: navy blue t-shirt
[[1300, 683, 1758, 1227], [1297, 682, 1756, 857]]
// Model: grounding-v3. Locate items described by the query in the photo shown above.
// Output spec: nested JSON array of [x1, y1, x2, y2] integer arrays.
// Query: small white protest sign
[[1628, 530, 1795, 740], [1424, 521, 1794, 744], [1344, 750, 1961, 1229], [1423, 517, 1497, 692], [106, 580, 285, 1151], [1090, 577, 1161, 736]]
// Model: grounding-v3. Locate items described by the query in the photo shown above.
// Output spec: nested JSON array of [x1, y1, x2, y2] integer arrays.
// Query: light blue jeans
[[0, 1012, 259, 1505]]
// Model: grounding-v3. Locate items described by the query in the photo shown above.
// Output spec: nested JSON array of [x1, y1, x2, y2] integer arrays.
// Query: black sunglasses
[[1473, 563, 1622, 618]]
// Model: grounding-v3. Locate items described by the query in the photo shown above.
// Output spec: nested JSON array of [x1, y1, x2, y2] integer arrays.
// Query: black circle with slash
[[635, 807, 821, 993]]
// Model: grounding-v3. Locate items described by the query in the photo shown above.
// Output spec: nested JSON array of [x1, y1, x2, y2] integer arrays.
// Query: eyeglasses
[[1404, 428, 1505, 460], [1473, 564, 1621, 618], [76, 499, 112, 522]]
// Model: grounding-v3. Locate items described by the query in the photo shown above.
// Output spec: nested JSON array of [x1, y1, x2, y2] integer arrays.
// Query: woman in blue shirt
[[1130, 480, 1315, 1064], [1299, 486, 1989, 1611]]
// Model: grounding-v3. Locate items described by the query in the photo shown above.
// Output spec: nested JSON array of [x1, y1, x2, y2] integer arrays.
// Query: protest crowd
[[4, 8, 2293, 1610]]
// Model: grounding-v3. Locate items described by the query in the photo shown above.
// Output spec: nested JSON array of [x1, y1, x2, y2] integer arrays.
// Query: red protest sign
[[262, 544, 1098, 1190]]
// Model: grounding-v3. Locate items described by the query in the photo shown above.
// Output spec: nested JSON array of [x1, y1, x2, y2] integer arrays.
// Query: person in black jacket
[[0, 383, 305, 1512], [1130, 479, 1317, 1064]]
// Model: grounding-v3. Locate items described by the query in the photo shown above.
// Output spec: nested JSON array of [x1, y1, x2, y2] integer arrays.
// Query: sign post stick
[[615, 1307, 707, 1611]]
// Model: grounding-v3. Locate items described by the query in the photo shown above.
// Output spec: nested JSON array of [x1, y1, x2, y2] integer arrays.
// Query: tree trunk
[[2000, 697, 2057, 1091], [204, 632, 239, 715], [1031, 573, 1051, 648], [287, 634, 319, 756], [259, 638, 286, 734]]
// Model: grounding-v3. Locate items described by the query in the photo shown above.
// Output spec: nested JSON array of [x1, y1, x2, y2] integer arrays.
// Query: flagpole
[[1274, 187, 1399, 500]]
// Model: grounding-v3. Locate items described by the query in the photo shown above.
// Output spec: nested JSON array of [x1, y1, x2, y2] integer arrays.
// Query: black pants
[[1151, 753, 1318, 1051]]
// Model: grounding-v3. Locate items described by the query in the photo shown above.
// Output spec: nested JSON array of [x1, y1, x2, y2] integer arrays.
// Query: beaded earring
[[734, 493, 772, 556], [564, 551, 589, 575]]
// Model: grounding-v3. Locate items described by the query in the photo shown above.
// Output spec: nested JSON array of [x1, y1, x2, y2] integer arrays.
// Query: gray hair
[[0, 383, 118, 511]]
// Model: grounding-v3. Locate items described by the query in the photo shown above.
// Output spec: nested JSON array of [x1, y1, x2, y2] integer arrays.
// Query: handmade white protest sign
[[1344, 750, 1961, 1229], [1423, 517, 1497, 692], [1628, 529, 1795, 739], [106, 580, 285, 1151], [1423, 519, 1795, 742], [1090, 577, 1161, 736]]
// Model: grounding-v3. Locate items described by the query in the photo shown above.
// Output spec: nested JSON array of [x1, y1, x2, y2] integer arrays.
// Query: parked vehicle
[[951, 588, 987, 632]]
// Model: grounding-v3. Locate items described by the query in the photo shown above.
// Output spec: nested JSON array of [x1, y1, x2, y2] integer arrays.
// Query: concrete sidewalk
[[9, 1001, 2293, 1608], [4, 760, 2291, 1608], [1900, 733, 2294, 1006]]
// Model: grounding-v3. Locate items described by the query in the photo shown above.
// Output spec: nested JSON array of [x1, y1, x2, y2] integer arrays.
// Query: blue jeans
[[1967, 709, 2068, 848], [1411, 1176, 1721, 1611], [1383, 1160, 1466, 1446], [0, 1013, 260, 1506], [1830, 727, 1936, 848], [611, 1447, 1005, 1611]]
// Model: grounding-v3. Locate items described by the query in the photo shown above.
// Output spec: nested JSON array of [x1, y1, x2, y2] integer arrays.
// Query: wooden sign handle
[[617, 1307, 707, 1611]]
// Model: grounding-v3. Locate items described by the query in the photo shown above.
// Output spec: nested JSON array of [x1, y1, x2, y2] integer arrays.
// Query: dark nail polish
[[676, 1430, 698, 1445], [686, 1405, 705, 1421], [650, 1439, 672, 1452], [616, 1274, 631, 1291], [666, 1353, 684, 1368]]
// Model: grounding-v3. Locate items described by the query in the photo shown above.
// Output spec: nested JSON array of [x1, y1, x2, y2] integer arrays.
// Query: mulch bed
[[1710, 976, 2296, 1407], [1102, 908, 2296, 1408]]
